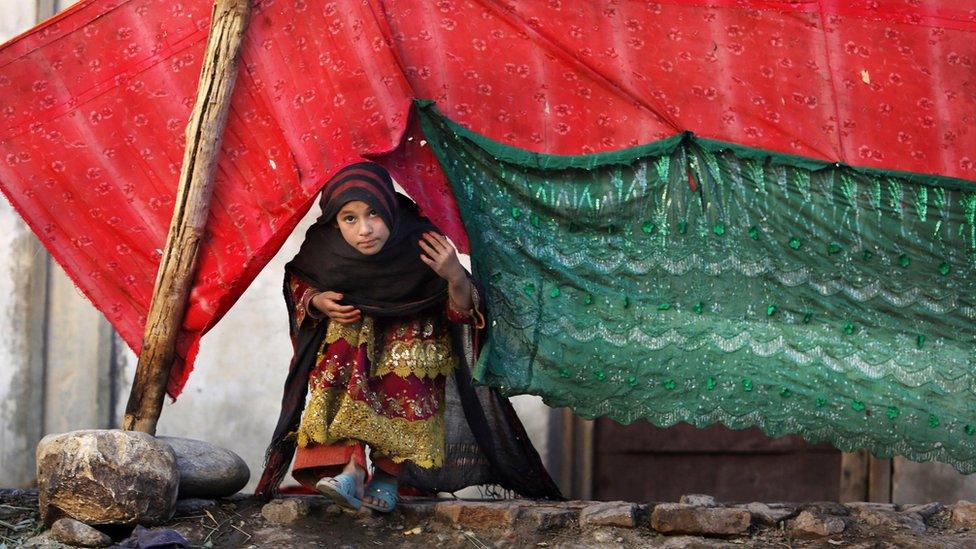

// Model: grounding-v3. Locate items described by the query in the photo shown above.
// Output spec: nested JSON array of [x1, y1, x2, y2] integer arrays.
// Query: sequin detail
[[297, 388, 444, 468]]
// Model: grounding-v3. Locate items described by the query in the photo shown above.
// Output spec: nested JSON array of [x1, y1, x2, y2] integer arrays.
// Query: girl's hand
[[311, 291, 361, 325], [419, 232, 465, 284]]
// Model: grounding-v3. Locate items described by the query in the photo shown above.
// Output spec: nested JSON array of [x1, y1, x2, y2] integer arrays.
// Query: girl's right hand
[[312, 291, 361, 325]]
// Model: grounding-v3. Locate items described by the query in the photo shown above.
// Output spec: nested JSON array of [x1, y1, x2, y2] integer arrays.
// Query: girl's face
[[335, 200, 390, 255]]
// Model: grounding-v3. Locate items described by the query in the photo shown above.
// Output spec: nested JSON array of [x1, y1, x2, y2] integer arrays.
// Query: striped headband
[[319, 162, 398, 227]]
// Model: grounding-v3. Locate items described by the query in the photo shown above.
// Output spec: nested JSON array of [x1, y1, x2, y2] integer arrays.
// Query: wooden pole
[[122, 0, 251, 434]]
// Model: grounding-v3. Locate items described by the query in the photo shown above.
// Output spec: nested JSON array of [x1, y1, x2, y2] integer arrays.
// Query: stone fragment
[[650, 503, 751, 537], [679, 494, 718, 507], [522, 507, 576, 531], [174, 498, 218, 516], [36, 429, 179, 526], [261, 498, 310, 524], [741, 502, 796, 526], [591, 529, 615, 544], [789, 510, 846, 538], [900, 501, 943, 520], [656, 536, 736, 548], [803, 502, 851, 516], [951, 500, 976, 528], [20, 531, 74, 548], [434, 501, 521, 528], [847, 502, 925, 533], [398, 499, 437, 522], [579, 501, 638, 528], [157, 437, 249, 499], [50, 518, 112, 547]]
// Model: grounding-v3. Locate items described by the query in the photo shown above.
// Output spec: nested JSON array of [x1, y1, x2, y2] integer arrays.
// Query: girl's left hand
[[419, 232, 465, 283]]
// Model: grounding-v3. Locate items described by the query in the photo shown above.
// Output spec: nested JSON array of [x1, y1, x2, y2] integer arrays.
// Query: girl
[[255, 162, 560, 512]]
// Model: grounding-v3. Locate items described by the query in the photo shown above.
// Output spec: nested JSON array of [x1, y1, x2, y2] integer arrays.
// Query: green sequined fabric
[[417, 104, 976, 472]]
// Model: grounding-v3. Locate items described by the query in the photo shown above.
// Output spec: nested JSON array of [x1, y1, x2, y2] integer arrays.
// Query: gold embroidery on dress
[[323, 317, 375, 363], [374, 338, 457, 379], [317, 315, 456, 379], [296, 388, 445, 468]]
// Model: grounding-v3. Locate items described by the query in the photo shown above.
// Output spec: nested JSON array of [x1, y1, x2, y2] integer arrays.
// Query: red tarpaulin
[[0, 0, 973, 397]]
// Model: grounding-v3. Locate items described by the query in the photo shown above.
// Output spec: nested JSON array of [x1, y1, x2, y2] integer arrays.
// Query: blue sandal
[[315, 472, 362, 510], [362, 475, 398, 513]]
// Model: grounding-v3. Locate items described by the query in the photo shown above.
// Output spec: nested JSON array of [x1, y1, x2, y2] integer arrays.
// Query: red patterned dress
[[285, 273, 479, 485]]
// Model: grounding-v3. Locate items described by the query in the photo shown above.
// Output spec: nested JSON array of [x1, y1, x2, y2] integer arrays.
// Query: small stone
[[650, 503, 750, 537], [742, 502, 797, 526], [435, 501, 521, 528], [261, 498, 310, 524], [20, 531, 74, 548], [951, 500, 976, 528], [901, 502, 943, 520], [524, 507, 576, 531], [847, 502, 925, 533], [789, 510, 846, 538], [579, 501, 637, 528], [50, 518, 111, 548], [591, 529, 614, 544], [678, 494, 717, 507], [174, 498, 218, 516]]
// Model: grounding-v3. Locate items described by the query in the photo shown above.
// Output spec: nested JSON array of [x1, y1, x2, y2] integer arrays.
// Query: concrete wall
[[0, 0, 50, 490], [0, 0, 118, 488]]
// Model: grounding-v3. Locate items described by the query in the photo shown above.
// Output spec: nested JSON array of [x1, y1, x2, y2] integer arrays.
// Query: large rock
[[36, 429, 179, 526], [650, 503, 751, 537], [158, 437, 249, 498]]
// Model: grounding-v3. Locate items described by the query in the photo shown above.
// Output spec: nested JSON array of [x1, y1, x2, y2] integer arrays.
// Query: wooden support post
[[122, 0, 251, 434], [840, 450, 892, 502]]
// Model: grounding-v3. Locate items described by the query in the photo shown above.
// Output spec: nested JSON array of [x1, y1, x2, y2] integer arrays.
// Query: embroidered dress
[[289, 273, 469, 469], [256, 161, 561, 501]]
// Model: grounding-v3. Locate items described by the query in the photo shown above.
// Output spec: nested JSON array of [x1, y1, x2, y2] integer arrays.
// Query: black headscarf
[[286, 162, 447, 315]]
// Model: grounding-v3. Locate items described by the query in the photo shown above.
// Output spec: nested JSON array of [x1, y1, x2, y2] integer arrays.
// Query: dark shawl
[[255, 162, 561, 501]]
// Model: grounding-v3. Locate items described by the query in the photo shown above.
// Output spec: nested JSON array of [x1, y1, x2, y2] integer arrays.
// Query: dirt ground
[[6, 489, 976, 548]]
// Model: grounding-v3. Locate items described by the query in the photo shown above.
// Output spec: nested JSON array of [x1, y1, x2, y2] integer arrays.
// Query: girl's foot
[[315, 465, 365, 511], [362, 470, 399, 513]]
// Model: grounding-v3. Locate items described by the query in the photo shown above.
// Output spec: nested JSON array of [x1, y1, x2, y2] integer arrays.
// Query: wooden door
[[590, 419, 842, 502]]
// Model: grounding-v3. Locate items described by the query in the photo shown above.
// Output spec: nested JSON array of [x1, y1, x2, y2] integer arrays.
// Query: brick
[[580, 501, 638, 528], [789, 510, 846, 538], [522, 507, 576, 531], [434, 501, 521, 528], [650, 503, 750, 537]]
